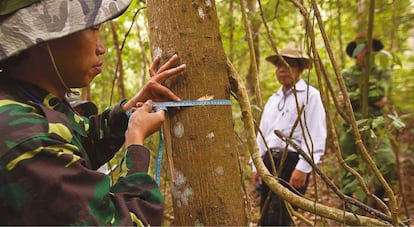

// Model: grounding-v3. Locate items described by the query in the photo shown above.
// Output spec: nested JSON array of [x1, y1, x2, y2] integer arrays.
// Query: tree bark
[[109, 21, 126, 100], [243, 0, 263, 115], [146, 1, 249, 226]]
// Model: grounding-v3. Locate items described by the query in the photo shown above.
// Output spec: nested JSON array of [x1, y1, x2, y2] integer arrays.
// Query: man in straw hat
[[252, 45, 326, 226], [339, 32, 395, 205], [0, 1, 186, 225]]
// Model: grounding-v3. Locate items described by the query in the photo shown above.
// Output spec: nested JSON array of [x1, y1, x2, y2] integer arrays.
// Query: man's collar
[[276, 79, 307, 95], [10, 78, 65, 109]]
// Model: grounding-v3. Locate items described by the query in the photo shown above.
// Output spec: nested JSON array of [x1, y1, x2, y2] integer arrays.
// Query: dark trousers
[[259, 151, 309, 226]]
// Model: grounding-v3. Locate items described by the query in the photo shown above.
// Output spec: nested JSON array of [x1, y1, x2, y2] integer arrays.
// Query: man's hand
[[252, 172, 261, 186], [124, 100, 165, 147], [289, 169, 307, 189], [252, 172, 262, 196], [123, 54, 186, 111]]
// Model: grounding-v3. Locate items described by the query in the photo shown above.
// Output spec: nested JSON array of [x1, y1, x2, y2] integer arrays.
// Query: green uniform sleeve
[[341, 64, 390, 117], [0, 136, 163, 226], [0, 90, 164, 225]]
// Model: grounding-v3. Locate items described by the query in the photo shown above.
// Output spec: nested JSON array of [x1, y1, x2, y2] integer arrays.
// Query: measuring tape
[[125, 99, 231, 116], [152, 99, 232, 111], [125, 99, 232, 184]]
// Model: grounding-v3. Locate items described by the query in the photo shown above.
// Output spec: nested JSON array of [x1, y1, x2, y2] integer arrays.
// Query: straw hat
[[265, 46, 311, 69], [0, 0, 131, 61]]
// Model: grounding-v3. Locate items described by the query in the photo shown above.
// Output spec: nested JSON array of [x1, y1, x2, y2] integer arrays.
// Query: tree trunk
[[245, 0, 262, 111], [226, 0, 235, 62], [357, 0, 366, 30], [110, 21, 126, 100], [147, 1, 249, 226]]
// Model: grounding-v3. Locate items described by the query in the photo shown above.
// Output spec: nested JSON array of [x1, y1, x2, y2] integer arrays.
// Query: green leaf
[[371, 116, 385, 128], [387, 114, 406, 131], [250, 104, 262, 112], [345, 154, 359, 162], [376, 51, 391, 69], [369, 129, 377, 139], [355, 187, 368, 201]]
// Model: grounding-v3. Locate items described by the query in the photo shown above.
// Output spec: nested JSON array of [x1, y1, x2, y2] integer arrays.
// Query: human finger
[[135, 102, 144, 108], [149, 55, 161, 78], [129, 107, 137, 114], [140, 100, 154, 113], [149, 82, 181, 102], [156, 54, 179, 73], [151, 63, 186, 84]]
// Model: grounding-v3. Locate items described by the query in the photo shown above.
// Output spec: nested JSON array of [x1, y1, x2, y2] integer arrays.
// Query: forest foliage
[[91, 0, 414, 165], [92, 0, 414, 118], [83, 0, 414, 225]]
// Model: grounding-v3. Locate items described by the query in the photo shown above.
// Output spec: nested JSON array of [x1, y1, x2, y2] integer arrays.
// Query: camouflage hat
[[0, 0, 132, 61]]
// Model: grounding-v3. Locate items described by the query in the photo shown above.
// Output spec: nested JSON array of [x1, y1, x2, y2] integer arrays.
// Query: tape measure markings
[[126, 99, 231, 116], [153, 99, 231, 110]]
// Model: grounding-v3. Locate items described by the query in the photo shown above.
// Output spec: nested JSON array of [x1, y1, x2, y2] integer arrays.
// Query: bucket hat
[[265, 46, 311, 69], [346, 31, 384, 58], [0, 0, 132, 61]]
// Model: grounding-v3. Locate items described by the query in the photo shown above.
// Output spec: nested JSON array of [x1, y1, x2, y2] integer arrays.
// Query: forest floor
[[159, 128, 414, 226], [246, 147, 414, 226]]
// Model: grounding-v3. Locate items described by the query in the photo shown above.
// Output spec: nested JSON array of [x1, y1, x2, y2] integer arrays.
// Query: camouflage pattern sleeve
[[111, 145, 164, 226], [0, 81, 164, 226], [82, 101, 129, 169], [0, 136, 163, 225], [341, 65, 362, 108], [367, 66, 390, 104], [341, 64, 389, 117]]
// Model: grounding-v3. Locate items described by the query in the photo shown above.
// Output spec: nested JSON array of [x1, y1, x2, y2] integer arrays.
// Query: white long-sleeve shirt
[[253, 79, 327, 173]]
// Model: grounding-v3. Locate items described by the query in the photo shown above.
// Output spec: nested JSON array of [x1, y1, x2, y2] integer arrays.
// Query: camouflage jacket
[[341, 64, 390, 119], [0, 77, 163, 226]]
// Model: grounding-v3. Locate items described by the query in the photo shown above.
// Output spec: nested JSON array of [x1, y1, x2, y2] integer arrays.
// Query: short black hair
[[0, 49, 29, 75]]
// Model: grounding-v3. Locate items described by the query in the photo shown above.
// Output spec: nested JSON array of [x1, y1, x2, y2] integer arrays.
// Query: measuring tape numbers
[[126, 99, 232, 116], [152, 99, 232, 111]]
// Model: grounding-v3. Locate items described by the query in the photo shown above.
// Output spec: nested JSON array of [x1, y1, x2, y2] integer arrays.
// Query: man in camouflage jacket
[[0, 0, 186, 225], [339, 32, 395, 204], [0, 78, 163, 225]]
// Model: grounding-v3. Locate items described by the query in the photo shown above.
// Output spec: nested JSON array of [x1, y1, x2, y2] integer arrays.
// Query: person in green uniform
[[339, 32, 395, 205], [0, 0, 186, 225]]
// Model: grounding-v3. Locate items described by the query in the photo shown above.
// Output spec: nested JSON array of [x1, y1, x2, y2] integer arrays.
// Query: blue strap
[[18, 86, 43, 105], [155, 130, 163, 185]]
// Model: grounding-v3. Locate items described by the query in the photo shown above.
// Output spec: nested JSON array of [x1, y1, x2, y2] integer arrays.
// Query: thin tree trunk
[[110, 21, 126, 100], [147, 1, 249, 225], [241, 0, 263, 118], [336, 0, 345, 67], [357, 0, 366, 30], [135, 20, 150, 88], [227, 0, 235, 62]]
